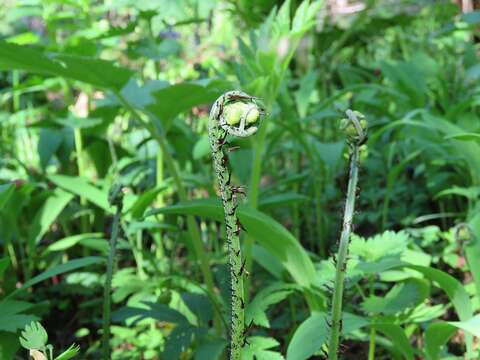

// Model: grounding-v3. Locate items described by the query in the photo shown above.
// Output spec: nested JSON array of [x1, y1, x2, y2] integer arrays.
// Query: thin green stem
[[209, 91, 264, 360], [101, 197, 122, 360], [328, 146, 359, 360], [368, 327, 376, 360], [328, 110, 366, 359], [74, 127, 89, 232]]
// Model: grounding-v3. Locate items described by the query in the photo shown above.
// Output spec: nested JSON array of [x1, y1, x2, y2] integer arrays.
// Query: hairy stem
[[209, 91, 263, 360], [328, 110, 366, 359], [101, 187, 123, 360]]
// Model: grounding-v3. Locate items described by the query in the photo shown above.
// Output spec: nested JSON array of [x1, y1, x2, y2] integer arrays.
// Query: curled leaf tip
[[212, 90, 265, 138], [341, 110, 368, 145]]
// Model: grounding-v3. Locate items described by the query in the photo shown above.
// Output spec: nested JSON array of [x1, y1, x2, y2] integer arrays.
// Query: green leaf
[[54, 344, 80, 360], [0, 257, 10, 278], [19, 321, 48, 351], [444, 132, 480, 141], [112, 302, 188, 325], [0, 331, 19, 360], [180, 293, 212, 326], [195, 339, 225, 360], [0, 184, 15, 211], [286, 312, 369, 360], [361, 278, 430, 315], [350, 231, 409, 262], [8, 257, 104, 298], [466, 213, 480, 300], [48, 175, 110, 212], [374, 323, 414, 360], [424, 315, 480, 360], [258, 193, 309, 211], [407, 265, 473, 321], [146, 199, 316, 288], [0, 299, 39, 332], [448, 314, 480, 338], [43, 233, 104, 254], [243, 336, 284, 360], [146, 79, 229, 126], [163, 324, 201, 360], [0, 40, 133, 91], [286, 313, 327, 360], [424, 322, 457, 360], [128, 186, 167, 219], [246, 283, 296, 328], [28, 189, 74, 247]]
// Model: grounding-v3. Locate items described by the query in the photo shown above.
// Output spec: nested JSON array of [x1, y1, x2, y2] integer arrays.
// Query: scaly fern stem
[[328, 145, 359, 360], [328, 109, 367, 359], [101, 190, 123, 360], [210, 127, 245, 359], [208, 91, 264, 359]]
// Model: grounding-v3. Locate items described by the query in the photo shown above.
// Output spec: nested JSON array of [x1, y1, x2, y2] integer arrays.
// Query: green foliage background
[[1, 0, 480, 359]]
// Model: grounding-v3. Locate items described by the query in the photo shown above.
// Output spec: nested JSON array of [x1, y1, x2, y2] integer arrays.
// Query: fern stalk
[[101, 183, 124, 360], [328, 110, 367, 359], [208, 91, 264, 359]]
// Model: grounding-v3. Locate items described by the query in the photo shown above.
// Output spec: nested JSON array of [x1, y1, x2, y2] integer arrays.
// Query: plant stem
[[101, 196, 122, 360], [328, 145, 359, 359], [74, 127, 89, 233], [328, 108, 367, 359], [209, 91, 264, 359], [368, 327, 376, 360]]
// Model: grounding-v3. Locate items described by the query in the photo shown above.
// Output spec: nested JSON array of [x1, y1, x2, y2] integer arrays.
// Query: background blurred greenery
[[1, 0, 480, 359]]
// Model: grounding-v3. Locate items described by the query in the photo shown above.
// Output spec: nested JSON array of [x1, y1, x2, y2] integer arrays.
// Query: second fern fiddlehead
[[208, 91, 264, 360], [328, 110, 368, 360]]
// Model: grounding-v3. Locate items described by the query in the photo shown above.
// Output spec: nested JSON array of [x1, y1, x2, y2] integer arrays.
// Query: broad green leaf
[[19, 321, 48, 350], [195, 339, 225, 360], [0, 40, 133, 91], [374, 323, 414, 360], [163, 324, 202, 360], [38, 128, 64, 169], [449, 314, 480, 338], [146, 199, 316, 288], [180, 293, 212, 326], [361, 278, 429, 315], [0, 184, 15, 211], [243, 336, 284, 360], [112, 301, 188, 325], [408, 266, 473, 321], [9, 257, 104, 298], [425, 315, 480, 360], [146, 79, 229, 126], [128, 186, 167, 219], [286, 313, 327, 360], [28, 189, 74, 247], [246, 283, 296, 328], [0, 331, 19, 360], [48, 175, 110, 211], [43, 233, 104, 253], [424, 322, 457, 360], [0, 257, 10, 278], [286, 312, 369, 360], [0, 300, 38, 332], [407, 265, 474, 356]]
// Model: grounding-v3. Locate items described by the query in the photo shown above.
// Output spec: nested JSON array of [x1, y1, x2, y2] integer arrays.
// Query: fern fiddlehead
[[208, 91, 264, 359], [328, 110, 368, 360]]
